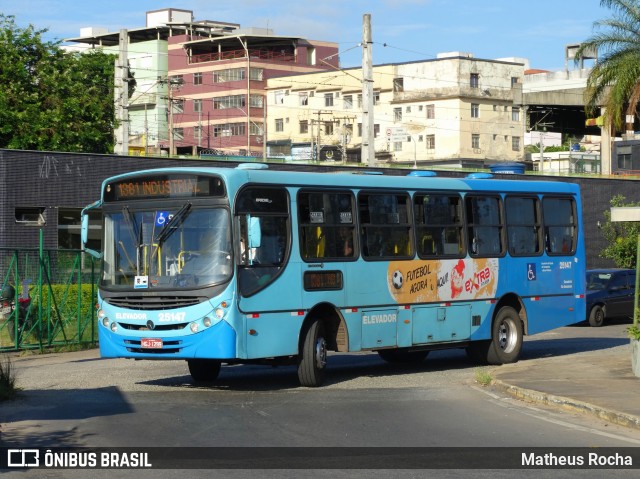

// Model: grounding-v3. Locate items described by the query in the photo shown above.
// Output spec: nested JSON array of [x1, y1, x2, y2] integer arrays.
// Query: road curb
[[492, 379, 640, 431]]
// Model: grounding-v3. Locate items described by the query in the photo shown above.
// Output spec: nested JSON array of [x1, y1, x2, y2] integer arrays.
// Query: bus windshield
[[102, 206, 232, 289]]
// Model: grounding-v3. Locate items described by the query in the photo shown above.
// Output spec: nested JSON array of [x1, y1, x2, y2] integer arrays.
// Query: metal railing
[[0, 241, 98, 352]]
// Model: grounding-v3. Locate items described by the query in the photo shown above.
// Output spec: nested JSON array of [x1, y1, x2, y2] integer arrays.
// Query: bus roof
[[101, 165, 580, 200]]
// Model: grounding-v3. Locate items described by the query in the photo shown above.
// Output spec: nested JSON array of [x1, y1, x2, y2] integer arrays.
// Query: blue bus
[[81, 164, 586, 387]]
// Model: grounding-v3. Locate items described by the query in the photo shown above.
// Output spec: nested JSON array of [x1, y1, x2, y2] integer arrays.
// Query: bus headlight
[[110, 322, 117, 333], [97, 309, 106, 320], [214, 308, 225, 319], [203, 316, 212, 328], [190, 322, 199, 333], [102, 317, 110, 328]]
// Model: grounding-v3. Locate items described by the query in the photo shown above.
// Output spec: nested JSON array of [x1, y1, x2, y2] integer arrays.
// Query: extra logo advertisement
[[387, 258, 499, 303]]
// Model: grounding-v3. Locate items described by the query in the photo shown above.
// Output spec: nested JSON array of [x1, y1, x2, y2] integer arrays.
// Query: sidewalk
[[491, 340, 640, 430]]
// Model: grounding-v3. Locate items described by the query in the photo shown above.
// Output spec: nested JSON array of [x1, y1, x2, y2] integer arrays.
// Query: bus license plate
[[141, 338, 163, 349]]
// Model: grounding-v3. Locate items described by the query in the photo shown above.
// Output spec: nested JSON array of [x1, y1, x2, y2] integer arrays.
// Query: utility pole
[[114, 29, 129, 155], [168, 85, 174, 157], [361, 14, 375, 166]]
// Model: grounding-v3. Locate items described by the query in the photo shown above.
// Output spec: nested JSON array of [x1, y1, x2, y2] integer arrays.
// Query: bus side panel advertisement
[[387, 258, 499, 303]]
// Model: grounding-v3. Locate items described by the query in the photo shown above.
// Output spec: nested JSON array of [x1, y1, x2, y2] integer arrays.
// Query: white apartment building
[[266, 53, 526, 166]]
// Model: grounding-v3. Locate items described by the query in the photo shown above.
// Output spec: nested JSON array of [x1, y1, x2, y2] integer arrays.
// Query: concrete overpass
[[522, 68, 611, 173]]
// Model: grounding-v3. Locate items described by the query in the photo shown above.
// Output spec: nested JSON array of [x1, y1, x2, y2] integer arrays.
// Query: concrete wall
[[1, 149, 638, 269]]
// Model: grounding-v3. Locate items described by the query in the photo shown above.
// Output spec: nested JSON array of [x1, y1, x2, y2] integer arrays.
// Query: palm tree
[[576, 0, 640, 131]]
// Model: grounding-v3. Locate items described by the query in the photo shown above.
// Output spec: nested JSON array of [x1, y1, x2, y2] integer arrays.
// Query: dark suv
[[586, 269, 637, 327]]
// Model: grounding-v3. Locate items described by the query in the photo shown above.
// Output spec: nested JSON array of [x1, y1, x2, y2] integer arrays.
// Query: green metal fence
[[0, 241, 98, 352]]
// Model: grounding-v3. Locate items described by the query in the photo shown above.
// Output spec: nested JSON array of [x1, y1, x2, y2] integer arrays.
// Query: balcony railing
[[192, 49, 295, 64]]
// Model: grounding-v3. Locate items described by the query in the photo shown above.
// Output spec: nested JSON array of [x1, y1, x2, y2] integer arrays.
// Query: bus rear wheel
[[466, 306, 523, 365], [188, 359, 222, 382], [297, 319, 327, 387]]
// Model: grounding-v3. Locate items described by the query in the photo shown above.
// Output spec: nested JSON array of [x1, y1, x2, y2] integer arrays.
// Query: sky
[[5, 0, 611, 71]]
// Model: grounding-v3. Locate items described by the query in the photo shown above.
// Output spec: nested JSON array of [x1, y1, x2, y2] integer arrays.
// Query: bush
[[0, 355, 19, 400]]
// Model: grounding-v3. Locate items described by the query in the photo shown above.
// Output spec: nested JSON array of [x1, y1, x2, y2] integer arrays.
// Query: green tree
[[600, 194, 640, 268], [0, 15, 118, 153], [575, 0, 640, 131]]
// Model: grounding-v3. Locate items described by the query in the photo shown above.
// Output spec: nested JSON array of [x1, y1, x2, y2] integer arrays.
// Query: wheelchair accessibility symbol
[[155, 211, 171, 227], [527, 263, 536, 281]]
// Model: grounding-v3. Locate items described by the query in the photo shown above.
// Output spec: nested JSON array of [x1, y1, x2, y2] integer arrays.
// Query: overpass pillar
[[600, 107, 611, 175]]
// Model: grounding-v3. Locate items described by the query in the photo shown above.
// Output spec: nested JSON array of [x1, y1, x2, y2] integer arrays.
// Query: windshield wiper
[[155, 202, 192, 247]]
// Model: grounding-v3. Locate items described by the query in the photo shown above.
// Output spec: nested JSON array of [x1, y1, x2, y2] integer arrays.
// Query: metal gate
[[0, 244, 98, 352]]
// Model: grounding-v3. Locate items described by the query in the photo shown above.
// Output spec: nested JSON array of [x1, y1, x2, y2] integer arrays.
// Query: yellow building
[[266, 53, 525, 166]]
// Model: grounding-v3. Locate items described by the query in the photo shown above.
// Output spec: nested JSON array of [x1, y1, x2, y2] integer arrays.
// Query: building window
[[299, 92, 309, 106], [15, 207, 46, 226], [426, 104, 435, 119], [406, 106, 411, 113], [394, 141, 403, 152], [470, 73, 479, 88], [173, 128, 184, 141], [374, 124, 380, 138], [194, 99, 202, 113], [194, 126, 202, 141], [324, 121, 334, 135], [374, 91, 380, 105], [344, 95, 353, 109], [426, 134, 435, 150], [324, 93, 334, 107], [214, 68, 245, 83], [512, 136, 521, 151], [170, 74, 183, 86], [393, 77, 404, 92], [394, 107, 402, 122], [250, 95, 264, 108], [275, 119, 284, 132], [512, 107, 520, 122], [214, 123, 245, 137], [249, 68, 263, 81], [250, 122, 263, 135], [214, 95, 246, 109], [511, 77, 520, 87], [194, 72, 202, 85], [471, 103, 479, 118], [618, 154, 632, 169], [172, 99, 184, 114], [300, 120, 309, 134], [58, 208, 100, 250], [472, 134, 480, 149]]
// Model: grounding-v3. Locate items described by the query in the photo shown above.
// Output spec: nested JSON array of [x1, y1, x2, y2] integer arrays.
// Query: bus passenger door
[[411, 305, 471, 344]]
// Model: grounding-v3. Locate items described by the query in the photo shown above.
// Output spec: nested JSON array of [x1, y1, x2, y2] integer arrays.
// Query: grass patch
[[0, 355, 20, 401], [474, 368, 493, 387]]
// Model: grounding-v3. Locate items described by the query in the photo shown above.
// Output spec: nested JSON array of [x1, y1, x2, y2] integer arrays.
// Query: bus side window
[[542, 197, 576, 255]]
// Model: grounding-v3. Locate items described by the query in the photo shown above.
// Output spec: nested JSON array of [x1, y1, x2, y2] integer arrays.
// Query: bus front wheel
[[297, 320, 327, 387], [188, 359, 222, 382]]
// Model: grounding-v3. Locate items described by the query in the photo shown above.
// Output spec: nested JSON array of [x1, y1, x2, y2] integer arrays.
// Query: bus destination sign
[[104, 175, 225, 201]]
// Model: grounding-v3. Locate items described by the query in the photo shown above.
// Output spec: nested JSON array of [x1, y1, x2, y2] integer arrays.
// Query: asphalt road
[[2, 321, 640, 478]]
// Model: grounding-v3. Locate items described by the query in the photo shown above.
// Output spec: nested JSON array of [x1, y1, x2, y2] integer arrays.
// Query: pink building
[[167, 30, 339, 156]]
